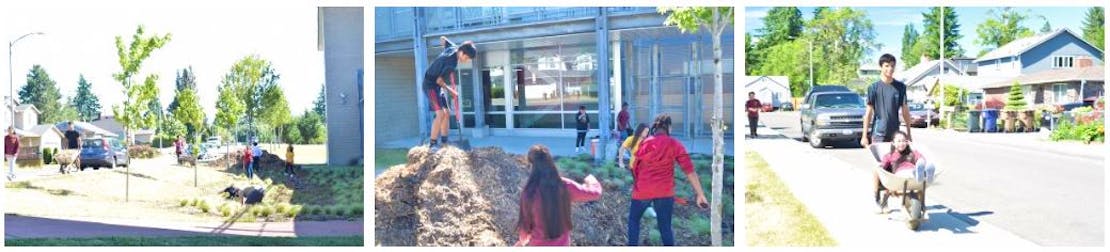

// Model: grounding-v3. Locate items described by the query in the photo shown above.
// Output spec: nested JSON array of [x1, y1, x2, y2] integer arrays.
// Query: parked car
[[79, 137, 130, 170], [800, 89, 867, 148], [908, 103, 940, 128], [780, 102, 795, 111]]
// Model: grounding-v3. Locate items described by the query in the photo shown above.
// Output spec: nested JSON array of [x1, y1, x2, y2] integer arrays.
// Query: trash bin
[[590, 139, 599, 156], [967, 110, 982, 132], [983, 109, 1000, 132]]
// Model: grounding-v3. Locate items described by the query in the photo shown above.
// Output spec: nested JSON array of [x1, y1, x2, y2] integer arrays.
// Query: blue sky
[[745, 6, 1096, 69]]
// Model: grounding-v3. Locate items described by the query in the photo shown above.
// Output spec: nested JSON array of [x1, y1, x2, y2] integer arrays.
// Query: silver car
[[800, 91, 867, 148]]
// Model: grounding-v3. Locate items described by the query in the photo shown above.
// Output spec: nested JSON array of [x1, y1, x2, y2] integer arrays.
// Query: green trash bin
[[967, 110, 982, 132]]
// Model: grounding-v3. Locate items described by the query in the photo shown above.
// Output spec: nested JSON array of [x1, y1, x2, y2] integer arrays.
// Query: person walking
[[862, 53, 914, 213], [627, 114, 708, 246], [745, 91, 762, 138], [5, 126, 20, 181]]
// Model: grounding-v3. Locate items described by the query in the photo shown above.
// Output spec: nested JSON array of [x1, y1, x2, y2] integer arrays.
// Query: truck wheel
[[809, 130, 823, 148]]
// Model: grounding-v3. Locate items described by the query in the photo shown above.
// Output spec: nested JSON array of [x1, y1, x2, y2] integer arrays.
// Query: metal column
[[412, 7, 430, 142], [594, 7, 611, 162]]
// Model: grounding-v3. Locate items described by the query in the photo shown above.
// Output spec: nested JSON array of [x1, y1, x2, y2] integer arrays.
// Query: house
[[743, 76, 790, 110], [54, 121, 119, 140], [13, 104, 41, 130], [972, 28, 1104, 109], [320, 6, 364, 166], [89, 115, 155, 144], [15, 125, 65, 161], [896, 59, 968, 103]]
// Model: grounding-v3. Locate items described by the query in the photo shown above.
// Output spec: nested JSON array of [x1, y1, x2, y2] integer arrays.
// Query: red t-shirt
[[631, 133, 695, 200], [745, 99, 762, 118], [518, 176, 602, 246], [5, 134, 19, 155], [880, 150, 924, 174]]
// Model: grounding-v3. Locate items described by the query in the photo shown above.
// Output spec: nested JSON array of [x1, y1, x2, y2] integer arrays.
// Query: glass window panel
[[515, 113, 564, 128]]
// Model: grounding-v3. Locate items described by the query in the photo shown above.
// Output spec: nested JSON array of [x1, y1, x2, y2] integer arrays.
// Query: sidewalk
[[5, 215, 363, 239], [747, 126, 1036, 246], [380, 135, 734, 158]]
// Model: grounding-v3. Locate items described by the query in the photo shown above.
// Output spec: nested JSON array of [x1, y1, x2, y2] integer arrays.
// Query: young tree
[[219, 55, 281, 135], [111, 25, 171, 145], [172, 89, 203, 143], [259, 82, 291, 144], [18, 65, 63, 124], [215, 82, 245, 141], [975, 8, 1035, 56], [1082, 7, 1104, 51], [659, 6, 732, 246], [72, 74, 102, 121]]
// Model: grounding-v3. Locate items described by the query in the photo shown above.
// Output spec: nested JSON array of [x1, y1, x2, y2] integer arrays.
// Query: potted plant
[[1003, 82, 1027, 133]]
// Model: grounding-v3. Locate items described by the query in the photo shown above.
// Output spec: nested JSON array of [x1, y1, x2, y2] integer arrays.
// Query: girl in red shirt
[[515, 144, 602, 246], [627, 114, 708, 246]]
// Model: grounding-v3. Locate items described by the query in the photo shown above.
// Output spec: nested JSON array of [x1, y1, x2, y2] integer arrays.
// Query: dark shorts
[[868, 134, 894, 145], [425, 87, 447, 112]]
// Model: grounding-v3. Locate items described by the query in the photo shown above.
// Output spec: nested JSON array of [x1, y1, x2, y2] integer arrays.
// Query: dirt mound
[[375, 146, 660, 246]]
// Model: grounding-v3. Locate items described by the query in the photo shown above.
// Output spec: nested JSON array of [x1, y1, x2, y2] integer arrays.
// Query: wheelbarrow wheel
[[907, 196, 923, 230]]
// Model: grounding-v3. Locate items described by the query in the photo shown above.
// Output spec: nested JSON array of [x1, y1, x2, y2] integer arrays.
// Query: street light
[[9, 32, 45, 125]]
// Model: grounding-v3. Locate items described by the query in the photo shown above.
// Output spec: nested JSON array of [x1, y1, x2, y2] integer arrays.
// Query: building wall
[[374, 54, 419, 145], [1021, 32, 1105, 74], [977, 56, 1022, 78], [15, 110, 38, 130], [322, 7, 365, 166]]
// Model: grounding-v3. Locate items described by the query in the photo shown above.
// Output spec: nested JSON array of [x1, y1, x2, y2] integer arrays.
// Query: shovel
[[448, 72, 471, 151]]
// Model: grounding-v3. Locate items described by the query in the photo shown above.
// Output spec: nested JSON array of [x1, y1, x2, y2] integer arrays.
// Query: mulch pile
[[375, 146, 720, 246]]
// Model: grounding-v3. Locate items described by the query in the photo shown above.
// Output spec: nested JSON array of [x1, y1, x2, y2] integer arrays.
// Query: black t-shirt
[[866, 80, 907, 138], [64, 130, 81, 149], [422, 39, 460, 92]]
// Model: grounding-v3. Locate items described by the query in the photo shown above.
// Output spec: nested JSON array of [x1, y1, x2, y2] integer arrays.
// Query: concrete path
[[5, 214, 363, 239]]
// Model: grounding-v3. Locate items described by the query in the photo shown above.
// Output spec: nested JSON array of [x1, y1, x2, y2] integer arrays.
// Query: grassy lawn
[[374, 148, 408, 175], [745, 150, 836, 246], [5, 236, 363, 246], [4, 152, 362, 223]]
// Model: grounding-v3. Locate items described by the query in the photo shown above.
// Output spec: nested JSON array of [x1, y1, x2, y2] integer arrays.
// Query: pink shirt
[[880, 150, 924, 175], [517, 176, 602, 246]]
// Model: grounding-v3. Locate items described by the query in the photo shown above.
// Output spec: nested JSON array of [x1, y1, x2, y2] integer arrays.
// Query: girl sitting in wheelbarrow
[[873, 131, 935, 214]]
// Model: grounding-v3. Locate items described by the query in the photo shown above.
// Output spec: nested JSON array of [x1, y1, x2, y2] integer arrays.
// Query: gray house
[[319, 7, 364, 166]]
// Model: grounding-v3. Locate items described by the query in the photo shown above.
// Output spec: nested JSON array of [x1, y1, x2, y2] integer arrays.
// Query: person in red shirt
[[745, 91, 762, 138], [242, 145, 254, 181], [627, 114, 708, 246], [515, 144, 602, 246], [5, 126, 19, 181], [618, 102, 631, 139]]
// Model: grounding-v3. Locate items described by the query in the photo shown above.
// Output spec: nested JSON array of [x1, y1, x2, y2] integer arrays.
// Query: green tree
[[297, 110, 326, 144], [744, 33, 757, 74], [1005, 82, 1027, 111], [975, 8, 1035, 56], [313, 84, 327, 121], [53, 99, 81, 123], [918, 7, 964, 61], [659, 6, 732, 246], [168, 66, 197, 114], [18, 65, 63, 124], [214, 82, 245, 141], [1040, 18, 1053, 34], [71, 75, 102, 121], [111, 25, 171, 145], [160, 117, 186, 143], [1082, 7, 1104, 51], [806, 7, 878, 86], [749, 7, 804, 73], [219, 55, 281, 135], [259, 82, 292, 144], [756, 40, 809, 97], [172, 89, 203, 143], [901, 23, 921, 67]]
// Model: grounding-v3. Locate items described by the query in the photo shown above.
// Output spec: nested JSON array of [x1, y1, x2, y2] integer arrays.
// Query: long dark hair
[[517, 144, 572, 240], [629, 123, 649, 147], [650, 114, 673, 136], [887, 131, 915, 166]]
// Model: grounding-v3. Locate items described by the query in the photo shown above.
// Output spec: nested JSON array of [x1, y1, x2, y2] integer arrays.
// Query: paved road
[[5, 215, 363, 238], [754, 111, 1105, 246]]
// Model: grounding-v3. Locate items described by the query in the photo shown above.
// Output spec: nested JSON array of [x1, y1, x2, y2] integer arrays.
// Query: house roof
[[744, 76, 790, 90], [897, 59, 967, 88], [982, 65, 1105, 89], [29, 125, 64, 138], [14, 104, 40, 114], [975, 28, 1104, 63], [13, 128, 34, 137], [90, 117, 154, 135], [54, 121, 119, 138]]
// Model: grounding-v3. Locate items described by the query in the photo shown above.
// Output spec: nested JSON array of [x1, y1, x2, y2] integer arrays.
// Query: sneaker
[[875, 193, 890, 214]]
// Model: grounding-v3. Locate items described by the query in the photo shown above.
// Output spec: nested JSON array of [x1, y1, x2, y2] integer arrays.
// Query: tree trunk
[[710, 8, 724, 247]]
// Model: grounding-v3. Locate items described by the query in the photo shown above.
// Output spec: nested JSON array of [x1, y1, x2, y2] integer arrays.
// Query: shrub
[[286, 205, 304, 218], [179, 199, 189, 207], [42, 148, 53, 165], [275, 203, 290, 215], [219, 203, 232, 217], [351, 204, 363, 217], [198, 200, 210, 213], [128, 144, 159, 159], [259, 204, 274, 217]]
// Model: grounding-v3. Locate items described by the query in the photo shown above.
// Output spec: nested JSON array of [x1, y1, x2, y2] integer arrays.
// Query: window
[[1053, 83, 1069, 103], [1053, 56, 1075, 68]]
